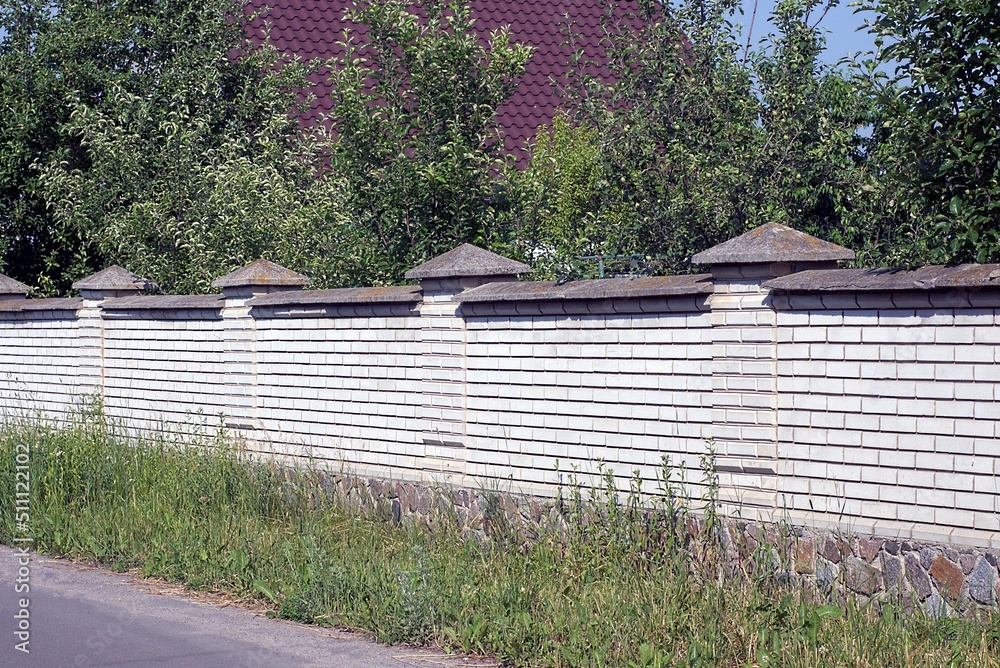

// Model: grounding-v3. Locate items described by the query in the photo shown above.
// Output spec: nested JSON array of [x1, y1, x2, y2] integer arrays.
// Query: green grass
[[1, 411, 998, 667]]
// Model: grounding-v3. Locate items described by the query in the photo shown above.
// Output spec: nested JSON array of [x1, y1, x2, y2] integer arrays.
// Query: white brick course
[[777, 308, 1000, 548], [2, 273, 999, 548], [0, 312, 89, 420]]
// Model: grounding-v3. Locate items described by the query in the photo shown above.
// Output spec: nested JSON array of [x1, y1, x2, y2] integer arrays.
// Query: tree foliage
[[504, 114, 610, 278], [324, 0, 531, 283], [1, 0, 113, 293], [1, 0, 997, 294], [862, 0, 1000, 264], [507, 0, 910, 278], [1, 0, 349, 294]]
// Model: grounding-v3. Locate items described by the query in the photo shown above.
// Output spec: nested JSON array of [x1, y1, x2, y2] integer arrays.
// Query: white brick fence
[[1, 223, 998, 551]]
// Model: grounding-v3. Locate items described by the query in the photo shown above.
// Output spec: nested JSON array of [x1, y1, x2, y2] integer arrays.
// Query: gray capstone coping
[[251, 285, 422, 307], [764, 265, 1000, 292], [212, 259, 309, 289], [0, 273, 29, 297], [404, 244, 530, 280], [457, 274, 713, 303], [102, 294, 226, 311], [691, 222, 855, 265], [72, 265, 158, 292], [0, 298, 83, 313]]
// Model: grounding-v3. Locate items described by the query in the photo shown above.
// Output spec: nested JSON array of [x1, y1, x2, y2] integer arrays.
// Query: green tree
[[1, 0, 111, 293], [508, 0, 909, 277], [862, 0, 1000, 264], [1, 0, 351, 294], [38, 87, 357, 294], [324, 0, 530, 283], [751, 0, 911, 266], [504, 114, 609, 278]]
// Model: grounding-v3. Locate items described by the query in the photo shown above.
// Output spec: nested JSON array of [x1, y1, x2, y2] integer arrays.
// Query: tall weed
[[1, 414, 997, 667]]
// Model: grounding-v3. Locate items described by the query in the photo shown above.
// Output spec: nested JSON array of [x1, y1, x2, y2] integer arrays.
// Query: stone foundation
[[313, 470, 999, 617], [728, 522, 999, 617]]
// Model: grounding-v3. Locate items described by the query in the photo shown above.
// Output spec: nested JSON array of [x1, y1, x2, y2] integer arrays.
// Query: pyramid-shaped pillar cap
[[0, 273, 29, 300], [405, 243, 529, 284], [72, 265, 157, 299], [212, 259, 309, 297], [692, 222, 855, 266], [692, 222, 854, 279]]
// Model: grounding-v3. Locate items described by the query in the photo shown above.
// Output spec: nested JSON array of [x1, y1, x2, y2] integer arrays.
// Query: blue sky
[[735, 0, 882, 67]]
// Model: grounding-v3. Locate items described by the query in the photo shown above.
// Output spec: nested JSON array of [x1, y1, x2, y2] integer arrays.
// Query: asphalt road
[[0, 545, 491, 668]]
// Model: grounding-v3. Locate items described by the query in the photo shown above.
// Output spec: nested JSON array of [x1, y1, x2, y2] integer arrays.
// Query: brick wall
[[462, 298, 712, 497], [0, 301, 90, 420], [102, 307, 227, 438], [1, 227, 998, 550], [252, 299, 425, 479], [773, 294, 1000, 546]]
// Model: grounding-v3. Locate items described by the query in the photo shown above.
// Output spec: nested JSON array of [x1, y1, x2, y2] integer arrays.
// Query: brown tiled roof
[[245, 0, 638, 163]]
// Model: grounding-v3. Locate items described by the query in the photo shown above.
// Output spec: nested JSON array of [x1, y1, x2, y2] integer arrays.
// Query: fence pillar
[[693, 223, 853, 521], [0, 274, 30, 416], [0, 274, 28, 302], [212, 260, 308, 444], [405, 244, 529, 483], [71, 266, 157, 409]]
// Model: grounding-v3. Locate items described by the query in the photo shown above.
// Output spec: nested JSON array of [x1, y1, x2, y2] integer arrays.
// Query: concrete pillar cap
[[404, 243, 529, 281], [691, 222, 855, 266], [0, 272, 29, 300], [212, 259, 310, 289], [72, 265, 157, 299]]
